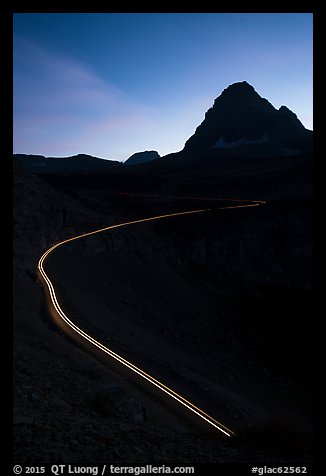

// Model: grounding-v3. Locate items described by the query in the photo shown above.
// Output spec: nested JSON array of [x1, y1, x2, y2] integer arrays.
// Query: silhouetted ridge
[[13, 153, 122, 174]]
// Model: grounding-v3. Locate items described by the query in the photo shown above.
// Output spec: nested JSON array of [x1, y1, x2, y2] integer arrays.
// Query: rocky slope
[[13, 159, 313, 466]]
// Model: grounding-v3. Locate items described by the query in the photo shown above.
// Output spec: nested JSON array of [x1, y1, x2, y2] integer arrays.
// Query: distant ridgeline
[[13, 153, 123, 175], [13, 149, 163, 174], [14, 81, 312, 175]]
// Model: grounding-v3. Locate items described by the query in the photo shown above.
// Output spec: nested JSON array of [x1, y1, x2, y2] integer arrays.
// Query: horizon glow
[[13, 13, 313, 162]]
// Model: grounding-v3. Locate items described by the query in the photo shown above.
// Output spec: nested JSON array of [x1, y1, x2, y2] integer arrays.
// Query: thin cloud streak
[[13, 35, 156, 159], [13, 13, 312, 159]]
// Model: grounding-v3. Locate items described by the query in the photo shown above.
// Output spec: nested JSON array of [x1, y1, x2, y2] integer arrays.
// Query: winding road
[[37, 198, 265, 438]]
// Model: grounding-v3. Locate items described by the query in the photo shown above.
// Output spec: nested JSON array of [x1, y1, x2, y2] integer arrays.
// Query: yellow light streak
[[37, 202, 264, 437], [218, 203, 261, 209]]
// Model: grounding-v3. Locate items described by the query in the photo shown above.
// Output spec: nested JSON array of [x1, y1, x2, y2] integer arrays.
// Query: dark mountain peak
[[124, 150, 160, 166], [279, 105, 291, 113], [73, 153, 110, 161], [277, 105, 305, 130], [75, 153, 95, 159], [220, 80, 256, 97], [212, 81, 275, 113], [183, 81, 312, 156], [278, 105, 299, 120]]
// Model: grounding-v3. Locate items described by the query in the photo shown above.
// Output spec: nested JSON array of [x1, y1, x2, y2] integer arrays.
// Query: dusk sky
[[13, 13, 313, 162]]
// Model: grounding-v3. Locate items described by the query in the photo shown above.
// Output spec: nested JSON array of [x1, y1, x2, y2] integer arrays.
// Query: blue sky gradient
[[13, 13, 313, 161]]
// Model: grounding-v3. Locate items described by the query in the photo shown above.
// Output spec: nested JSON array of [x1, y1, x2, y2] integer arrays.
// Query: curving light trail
[[37, 201, 265, 437], [118, 192, 266, 205]]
